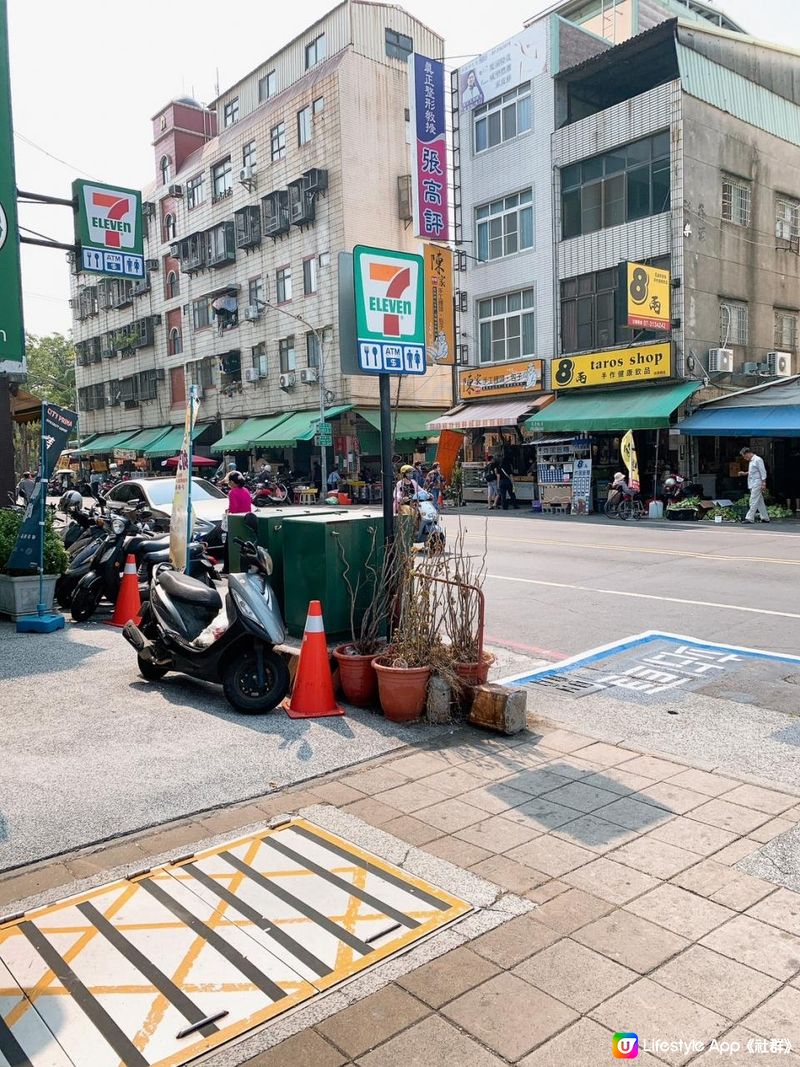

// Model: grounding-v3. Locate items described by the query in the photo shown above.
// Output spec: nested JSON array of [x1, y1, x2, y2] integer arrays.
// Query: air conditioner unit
[[279, 371, 296, 390], [244, 305, 261, 321], [168, 184, 184, 197], [244, 367, 261, 382], [708, 348, 734, 373], [169, 243, 180, 258], [397, 174, 412, 221], [303, 168, 328, 194], [300, 367, 318, 384], [240, 165, 255, 183], [145, 259, 159, 271], [155, 369, 166, 381], [743, 361, 759, 375], [767, 351, 793, 377]]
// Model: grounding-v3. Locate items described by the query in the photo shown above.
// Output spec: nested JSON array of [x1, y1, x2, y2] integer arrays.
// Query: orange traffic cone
[[107, 553, 141, 627], [281, 600, 344, 719]]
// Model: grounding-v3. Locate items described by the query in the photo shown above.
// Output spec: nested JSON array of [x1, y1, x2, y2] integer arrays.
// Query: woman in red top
[[227, 471, 253, 514]]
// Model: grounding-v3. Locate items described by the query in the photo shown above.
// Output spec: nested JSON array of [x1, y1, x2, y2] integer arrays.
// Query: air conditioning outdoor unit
[[708, 348, 734, 373], [240, 165, 254, 183], [279, 371, 296, 390], [168, 184, 184, 197], [155, 369, 166, 381], [244, 305, 261, 321], [145, 259, 159, 271], [397, 174, 412, 221], [244, 367, 261, 382], [300, 367, 318, 384], [767, 351, 793, 377]]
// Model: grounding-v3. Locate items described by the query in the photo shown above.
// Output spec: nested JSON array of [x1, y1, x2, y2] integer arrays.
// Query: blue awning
[[679, 406, 800, 437]]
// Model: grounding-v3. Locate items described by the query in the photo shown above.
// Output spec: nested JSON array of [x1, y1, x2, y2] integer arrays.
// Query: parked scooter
[[122, 537, 290, 713], [414, 490, 445, 550]]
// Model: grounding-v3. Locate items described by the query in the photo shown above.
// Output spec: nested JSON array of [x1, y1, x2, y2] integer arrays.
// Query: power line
[[19, 224, 63, 244], [14, 130, 97, 179]]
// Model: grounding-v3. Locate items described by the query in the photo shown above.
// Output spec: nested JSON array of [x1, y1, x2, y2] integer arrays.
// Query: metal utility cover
[[0, 819, 470, 1067]]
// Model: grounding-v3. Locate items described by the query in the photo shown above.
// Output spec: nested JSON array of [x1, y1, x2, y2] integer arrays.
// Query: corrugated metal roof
[[676, 43, 800, 148]]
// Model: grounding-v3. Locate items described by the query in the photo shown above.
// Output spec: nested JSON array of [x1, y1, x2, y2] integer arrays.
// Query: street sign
[[0, 0, 25, 373], [73, 179, 144, 280], [313, 422, 332, 445], [353, 245, 426, 375]]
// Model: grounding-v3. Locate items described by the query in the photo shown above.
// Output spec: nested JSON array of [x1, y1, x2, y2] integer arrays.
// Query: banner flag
[[169, 391, 199, 570], [621, 430, 640, 493]]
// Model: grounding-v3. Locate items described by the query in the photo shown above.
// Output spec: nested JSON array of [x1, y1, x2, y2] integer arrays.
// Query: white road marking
[[486, 572, 800, 620]]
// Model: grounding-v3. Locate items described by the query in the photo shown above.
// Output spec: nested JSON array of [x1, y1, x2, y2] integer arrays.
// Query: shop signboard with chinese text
[[460, 359, 544, 400], [619, 261, 671, 330], [409, 54, 448, 241], [552, 343, 671, 390], [73, 179, 144, 280], [353, 245, 426, 375], [458, 24, 546, 111], [423, 243, 454, 366], [0, 0, 24, 373]]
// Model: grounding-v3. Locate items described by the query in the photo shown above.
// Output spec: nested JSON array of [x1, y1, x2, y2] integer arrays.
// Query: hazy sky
[[7, 0, 792, 336]]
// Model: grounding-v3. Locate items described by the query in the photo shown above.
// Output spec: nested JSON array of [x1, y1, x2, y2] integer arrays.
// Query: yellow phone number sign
[[552, 342, 672, 390]]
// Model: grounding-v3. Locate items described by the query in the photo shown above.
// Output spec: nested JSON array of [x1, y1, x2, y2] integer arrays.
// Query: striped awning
[[427, 396, 552, 431]]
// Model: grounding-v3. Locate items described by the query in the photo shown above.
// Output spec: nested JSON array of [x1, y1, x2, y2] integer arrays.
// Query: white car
[[104, 477, 228, 544]]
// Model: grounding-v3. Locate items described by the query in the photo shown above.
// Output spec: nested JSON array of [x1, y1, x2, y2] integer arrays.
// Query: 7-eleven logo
[[365, 258, 418, 338], [83, 186, 136, 249]]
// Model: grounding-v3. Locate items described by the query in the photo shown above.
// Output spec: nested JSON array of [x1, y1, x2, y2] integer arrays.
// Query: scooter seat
[[157, 569, 222, 610]]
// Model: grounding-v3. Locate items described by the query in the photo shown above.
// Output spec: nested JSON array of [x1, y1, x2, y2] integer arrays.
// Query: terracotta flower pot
[[454, 651, 495, 688], [373, 658, 431, 722], [333, 644, 380, 707]]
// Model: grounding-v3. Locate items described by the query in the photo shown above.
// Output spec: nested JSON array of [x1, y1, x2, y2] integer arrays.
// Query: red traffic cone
[[107, 553, 141, 627], [281, 601, 344, 718]]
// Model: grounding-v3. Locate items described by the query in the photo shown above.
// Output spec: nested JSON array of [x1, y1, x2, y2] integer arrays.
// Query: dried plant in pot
[[441, 523, 494, 695]]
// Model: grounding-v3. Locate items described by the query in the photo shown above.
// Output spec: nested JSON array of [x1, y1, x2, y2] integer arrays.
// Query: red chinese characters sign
[[410, 54, 449, 241]]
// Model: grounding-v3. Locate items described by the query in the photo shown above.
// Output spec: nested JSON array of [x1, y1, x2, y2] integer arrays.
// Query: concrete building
[[70, 0, 450, 476]]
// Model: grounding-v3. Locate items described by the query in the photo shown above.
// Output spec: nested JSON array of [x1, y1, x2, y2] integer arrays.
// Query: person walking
[[89, 468, 102, 502], [223, 471, 253, 571], [424, 462, 444, 504], [739, 447, 770, 523], [327, 465, 341, 493], [483, 457, 498, 509], [411, 461, 425, 488], [16, 471, 35, 505], [490, 460, 518, 510]]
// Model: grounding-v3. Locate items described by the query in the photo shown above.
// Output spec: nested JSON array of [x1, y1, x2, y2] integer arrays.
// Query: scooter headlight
[[111, 515, 126, 535], [232, 589, 259, 622]]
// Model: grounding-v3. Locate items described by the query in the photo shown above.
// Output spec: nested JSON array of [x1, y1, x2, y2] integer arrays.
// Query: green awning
[[73, 430, 141, 455], [122, 426, 172, 452], [255, 406, 353, 448], [524, 382, 702, 433], [212, 414, 294, 453], [142, 423, 205, 457], [356, 409, 447, 441]]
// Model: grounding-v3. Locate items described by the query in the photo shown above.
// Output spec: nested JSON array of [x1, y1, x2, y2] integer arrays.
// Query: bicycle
[[604, 486, 645, 520]]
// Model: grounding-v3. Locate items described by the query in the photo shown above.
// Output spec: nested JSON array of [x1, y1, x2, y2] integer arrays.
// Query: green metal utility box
[[282, 511, 385, 638]]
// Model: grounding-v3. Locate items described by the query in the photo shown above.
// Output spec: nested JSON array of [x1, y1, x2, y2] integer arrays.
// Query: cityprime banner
[[7, 403, 78, 571], [458, 24, 546, 111], [409, 54, 449, 241], [423, 243, 454, 365], [0, 0, 25, 373], [169, 390, 199, 570]]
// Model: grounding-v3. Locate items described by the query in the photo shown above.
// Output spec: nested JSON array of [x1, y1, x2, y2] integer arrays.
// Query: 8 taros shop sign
[[553, 343, 671, 390], [460, 359, 544, 399]]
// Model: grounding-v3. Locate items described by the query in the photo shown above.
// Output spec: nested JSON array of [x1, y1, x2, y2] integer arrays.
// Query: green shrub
[[0, 508, 68, 575]]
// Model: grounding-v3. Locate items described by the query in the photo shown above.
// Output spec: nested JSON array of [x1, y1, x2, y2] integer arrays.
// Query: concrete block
[[469, 684, 527, 735], [427, 675, 452, 725]]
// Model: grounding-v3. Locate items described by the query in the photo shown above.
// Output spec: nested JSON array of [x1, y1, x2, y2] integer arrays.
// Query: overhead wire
[[14, 131, 97, 180]]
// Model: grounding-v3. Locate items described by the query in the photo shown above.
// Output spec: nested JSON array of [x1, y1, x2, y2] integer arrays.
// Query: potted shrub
[[441, 525, 494, 697], [0, 509, 68, 619]]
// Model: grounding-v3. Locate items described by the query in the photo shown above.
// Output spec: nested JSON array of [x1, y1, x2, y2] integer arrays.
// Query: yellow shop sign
[[552, 343, 671, 390]]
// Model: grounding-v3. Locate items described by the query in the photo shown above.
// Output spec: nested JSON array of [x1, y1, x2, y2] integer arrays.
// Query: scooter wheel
[[71, 587, 102, 623], [137, 655, 167, 681], [56, 577, 77, 609], [222, 648, 290, 714]]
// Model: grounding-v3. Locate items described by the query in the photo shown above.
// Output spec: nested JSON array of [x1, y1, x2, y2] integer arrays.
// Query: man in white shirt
[[739, 447, 770, 524]]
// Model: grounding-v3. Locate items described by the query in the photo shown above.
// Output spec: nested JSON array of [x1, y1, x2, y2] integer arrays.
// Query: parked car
[[104, 477, 227, 545]]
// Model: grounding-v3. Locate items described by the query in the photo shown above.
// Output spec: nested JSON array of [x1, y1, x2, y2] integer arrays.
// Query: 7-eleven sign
[[72, 179, 144, 279], [353, 245, 426, 375]]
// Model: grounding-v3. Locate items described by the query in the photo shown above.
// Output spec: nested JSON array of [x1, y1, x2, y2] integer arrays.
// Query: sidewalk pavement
[[3, 719, 800, 1066]]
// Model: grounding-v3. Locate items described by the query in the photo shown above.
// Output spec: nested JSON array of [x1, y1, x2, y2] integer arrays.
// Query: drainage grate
[[529, 673, 599, 694]]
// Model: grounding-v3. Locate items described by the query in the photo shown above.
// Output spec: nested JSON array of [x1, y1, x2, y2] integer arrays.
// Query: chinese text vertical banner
[[409, 54, 449, 242]]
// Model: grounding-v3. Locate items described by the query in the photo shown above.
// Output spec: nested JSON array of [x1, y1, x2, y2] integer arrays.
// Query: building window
[[186, 174, 204, 209], [297, 105, 312, 146], [561, 132, 670, 240], [313, 96, 324, 117], [166, 270, 179, 299], [319, 251, 331, 267], [270, 122, 286, 162], [720, 300, 748, 346], [478, 288, 535, 364], [279, 336, 296, 373], [776, 196, 799, 240], [305, 33, 326, 70], [721, 176, 751, 227], [560, 269, 617, 353], [248, 276, 264, 308], [223, 98, 239, 127], [242, 140, 257, 173], [259, 70, 276, 102], [276, 265, 292, 303], [170, 366, 185, 405], [192, 296, 215, 330], [474, 84, 532, 154], [303, 256, 318, 294], [774, 309, 798, 352], [252, 342, 267, 377], [211, 158, 232, 200], [168, 327, 182, 356], [385, 26, 413, 60], [476, 189, 534, 262], [164, 213, 176, 242], [305, 327, 331, 369], [160, 155, 171, 185]]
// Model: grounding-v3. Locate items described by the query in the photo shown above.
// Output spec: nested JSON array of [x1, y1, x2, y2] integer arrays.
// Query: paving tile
[[517, 1019, 663, 1067], [514, 937, 636, 1012], [442, 972, 578, 1061], [574, 909, 689, 973], [355, 1014, 506, 1067], [651, 944, 781, 1019], [247, 1029, 346, 1067], [609, 837, 699, 880], [506, 835, 596, 877], [567, 741, 631, 767], [413, 798, 486, 834], [420, 766, 487, 797], [458, 784, 534, 815], [316, 984, 429, 1059], [531, 728, 594, 753], [64, 840, 149, 876], [746, 888, 800, 937], [396, 946, 500, 1008], [647, 816, 738, 856], [423, 835, 492, 868], [597, 795, 673, 832], [689, 798, 771, 835], [624, 884, 734, 939], [379, 815, 442, 846], [342, 798, 400, 827], [743, 986, 800, 1048], [466, 755, 528, 781], [311, 781, 366, 806], [470, 914, 561, 968], [666, 767, 740, 797], [469, 854, 549, 894], [197, 804, 268, 835], [582, 767, 657, 796], [616, 754, 686, 781], [455, 814, 541, 854], [562, 857, 659, 904], [689, 1027, 800, 1065], [700, 914, 800, 980], [342, 766, 409, 794], [374, 781, 451, 814], [711, 876, 778, 912], [712, 838, 761, 865], [590, 978, 728, 1066], [385, 751, 450, 778], [636, 781, 709, 815], [140, 821, 205, 856], [749, 816, 796, 843], [671, 859, 777, 911], [500, 796, 581, 832], [539, 780, 620, 814], [503, 767, 575, 797], [723, 784, 799, 816], [540, 756, 602, 780], [551, 813, 639, 854], [524, 879, 572, 904], [527, 887, 614, 934]]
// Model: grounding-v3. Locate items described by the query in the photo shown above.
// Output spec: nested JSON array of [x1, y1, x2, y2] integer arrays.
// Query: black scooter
[[123, 538, 289, 714]]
